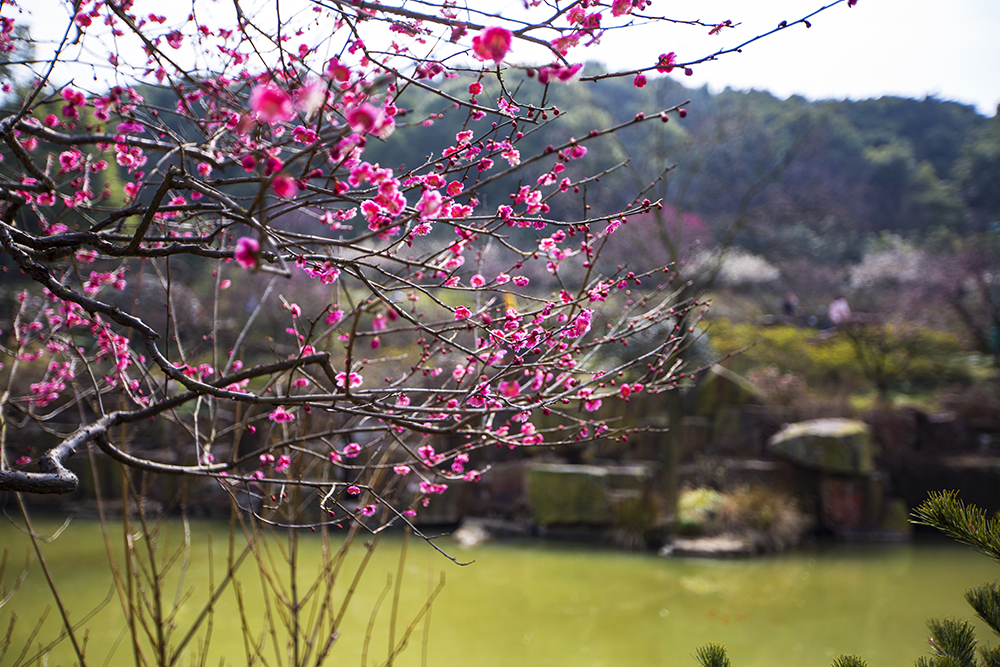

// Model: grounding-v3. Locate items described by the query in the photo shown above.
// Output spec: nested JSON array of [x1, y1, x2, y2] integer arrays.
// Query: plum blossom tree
[[0, 0, 860, 664]]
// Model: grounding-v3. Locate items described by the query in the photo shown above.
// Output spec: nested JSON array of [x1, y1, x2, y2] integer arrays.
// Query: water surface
[[1, 518, 996, 667]]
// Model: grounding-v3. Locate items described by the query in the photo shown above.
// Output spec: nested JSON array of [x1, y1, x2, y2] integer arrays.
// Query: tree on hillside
[[0, 0, 863, 664]]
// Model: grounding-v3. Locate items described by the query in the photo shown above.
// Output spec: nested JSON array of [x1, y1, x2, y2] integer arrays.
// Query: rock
[[527, 463, 653, 526], [820, 475, 865, 530], [452, 520, 492, 546], [660, 535, 755, 557], [767, 418, 874, 475]]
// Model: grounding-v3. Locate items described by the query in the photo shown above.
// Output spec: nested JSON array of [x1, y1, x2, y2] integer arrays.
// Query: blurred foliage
[[706, 319, 973, 399], [715, 485, 809, 552], [676, 485, 808, 552], [675, 487, 724, 536]]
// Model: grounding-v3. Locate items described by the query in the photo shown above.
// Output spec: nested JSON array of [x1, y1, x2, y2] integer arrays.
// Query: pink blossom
[[537, 63, 583, 84], [344, 103, 385, 134], [15, 456, 31, 466], [360, 504, 377, 516], [454, 305, 471, 320], [498, 380, 520, 397], [116, 121, 144, 135], [472, 26, 513, 63], [416, 189, 444, 219], [272, 173, 299, 199], [269, 406, 295, 422], [250, 83, 295, 124], [234, 237, 260, 269], [336, 371, 363, 389], [275, 455, 291, 472], [656, 52, 677, 74], [326, 309, 344, 326], [264, 155, 283, 176], [633, 73, 647, 88], [294, 78, 326, 116], [570, 309, 593, 337], [419, 481, 448, 495], [165, 30, 184, 49], [325, 57, 351, 83], [612, 0, 635, 16], [393, 465, 411, 475], [343, 443, 362, 458], [346, 485, 361, 495], [520, 422, 543, 445]]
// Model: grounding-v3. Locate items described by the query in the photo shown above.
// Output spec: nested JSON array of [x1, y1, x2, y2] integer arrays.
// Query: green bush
[[705, 318, 973, 398], [676, 487, 725, 536]]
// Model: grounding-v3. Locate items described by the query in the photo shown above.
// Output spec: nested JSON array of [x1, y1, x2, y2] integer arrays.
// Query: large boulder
[[527, 463, 653, 526], [767, 418, 874, 475]]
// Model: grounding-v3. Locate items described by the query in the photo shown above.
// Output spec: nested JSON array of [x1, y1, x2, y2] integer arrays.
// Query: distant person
[[782, 292, 798, 322], [828, 296, 851, 327]]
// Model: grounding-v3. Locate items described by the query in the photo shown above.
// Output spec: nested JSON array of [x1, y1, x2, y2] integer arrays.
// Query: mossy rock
[[527, 464, 652, 526], [767, 418, 874, 475]]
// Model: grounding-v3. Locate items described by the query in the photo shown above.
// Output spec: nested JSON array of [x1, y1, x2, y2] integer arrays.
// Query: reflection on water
[[1, 519, 996, 667]]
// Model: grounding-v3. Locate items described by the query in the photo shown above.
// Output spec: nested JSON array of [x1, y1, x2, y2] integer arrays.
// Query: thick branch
[[0, 415, 116, 494]]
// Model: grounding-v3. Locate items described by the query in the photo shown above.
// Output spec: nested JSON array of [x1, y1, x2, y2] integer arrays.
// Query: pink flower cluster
[[471, 27, 512, 63]]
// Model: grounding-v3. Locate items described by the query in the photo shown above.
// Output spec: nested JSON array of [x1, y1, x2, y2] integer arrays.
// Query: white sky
[[19, 0, 1000, 117], [592, 0, 1000, 117]]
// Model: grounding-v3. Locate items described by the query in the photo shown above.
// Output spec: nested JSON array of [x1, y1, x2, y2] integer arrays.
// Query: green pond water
[[1, 518, 998, 667]]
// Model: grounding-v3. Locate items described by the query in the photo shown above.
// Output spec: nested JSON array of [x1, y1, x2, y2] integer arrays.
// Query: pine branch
[[966, 583, 1000, 639], [912, 491, 1000, 564], [925, 618, 978, 667], [832, 655, 868, 667], [980, 645, 1000, 667], [695, 643, 732, 667], [917, 656, 964, 667]]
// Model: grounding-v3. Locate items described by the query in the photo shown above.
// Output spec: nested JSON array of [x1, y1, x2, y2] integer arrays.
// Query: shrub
[[706, 318, 973, 398], [676, 487, 725, 535]]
